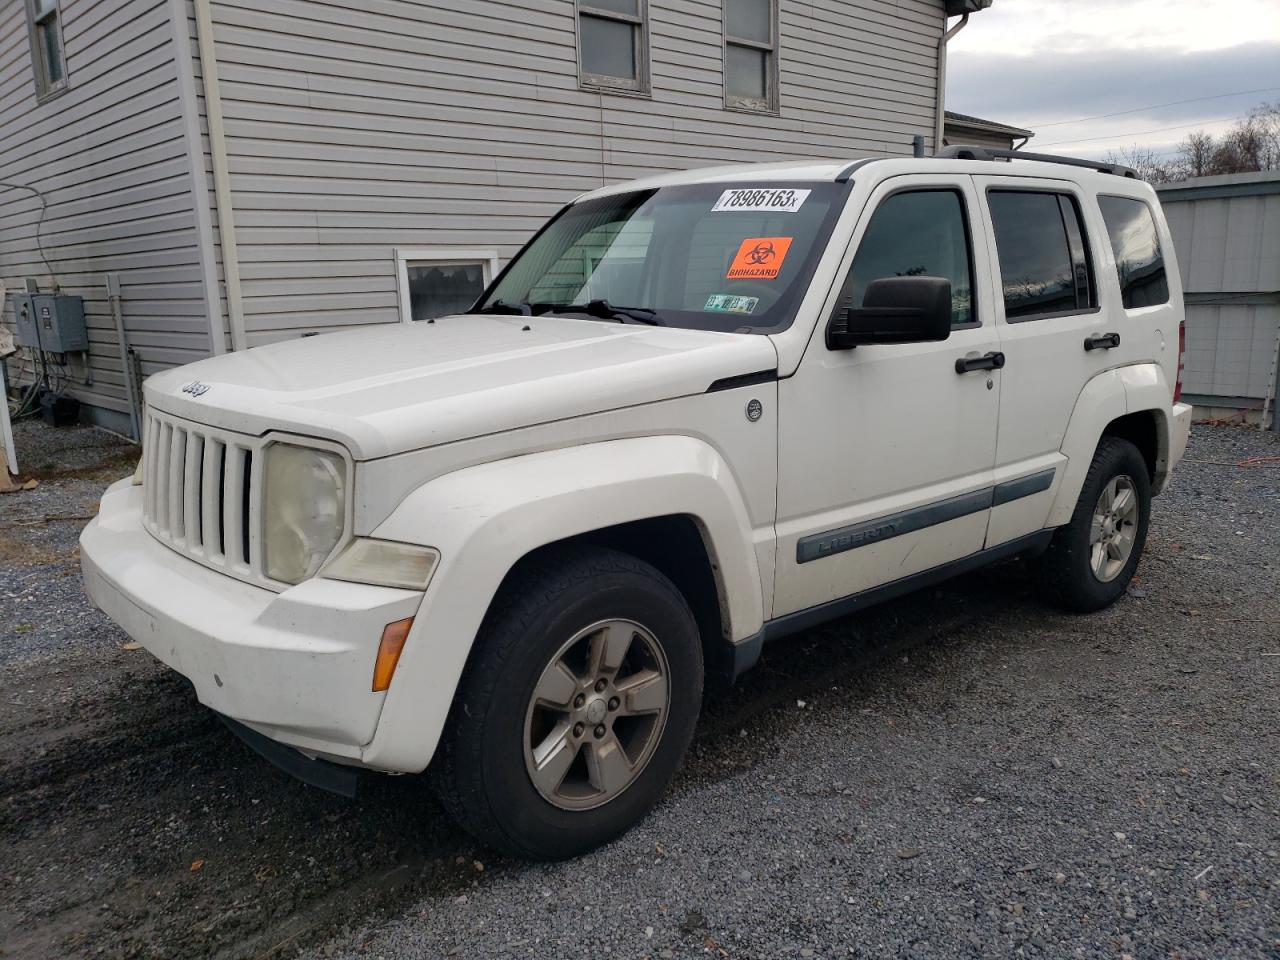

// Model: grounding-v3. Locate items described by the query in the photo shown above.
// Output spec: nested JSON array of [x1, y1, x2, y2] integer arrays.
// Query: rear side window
[[1098, 196, 1169, 309], [839, 189, 975, 326], [988, 190, 1096, 321]]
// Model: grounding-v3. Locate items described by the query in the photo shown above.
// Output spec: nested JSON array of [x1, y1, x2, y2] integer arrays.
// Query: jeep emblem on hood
[[181, 380, 211, 397]]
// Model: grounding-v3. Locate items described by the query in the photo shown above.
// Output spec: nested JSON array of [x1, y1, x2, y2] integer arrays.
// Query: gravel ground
[[1, 418, 1277, 960]]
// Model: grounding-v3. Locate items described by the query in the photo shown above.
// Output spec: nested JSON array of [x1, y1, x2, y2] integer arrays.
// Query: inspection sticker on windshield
[[705, 294, 759, 314], [712, 188, 810, 214], [727, 237, 794, 280]]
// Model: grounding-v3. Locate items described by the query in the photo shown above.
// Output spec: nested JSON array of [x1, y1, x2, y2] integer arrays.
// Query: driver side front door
[[773, 174, 1001, 620]]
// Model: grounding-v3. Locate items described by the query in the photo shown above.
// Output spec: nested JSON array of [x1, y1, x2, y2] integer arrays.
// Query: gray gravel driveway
[[1, 419, 1277, 959]]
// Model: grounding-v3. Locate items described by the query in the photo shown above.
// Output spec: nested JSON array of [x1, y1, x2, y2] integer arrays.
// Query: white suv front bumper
[[81, 478, 423, 767]]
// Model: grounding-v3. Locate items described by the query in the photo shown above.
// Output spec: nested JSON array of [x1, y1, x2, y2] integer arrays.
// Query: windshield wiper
[[476, 299, 534, 316], [549, 299, 666, 326]]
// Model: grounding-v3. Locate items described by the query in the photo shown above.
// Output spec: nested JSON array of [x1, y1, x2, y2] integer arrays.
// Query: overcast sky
[[946, 0, 1280, 160]]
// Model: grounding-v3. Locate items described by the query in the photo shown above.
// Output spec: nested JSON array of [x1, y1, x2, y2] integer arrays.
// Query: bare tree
[[1104, 145, 1175, 183], [1176, 131, 1215, 179], [1213, 118, 1268, 173], [1165, 102, 1280, 180], [1249, 101, 1280, 169]]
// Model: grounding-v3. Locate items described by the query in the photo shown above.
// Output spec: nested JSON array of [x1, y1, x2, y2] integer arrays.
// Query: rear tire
[[432, 545, 703, 860], [1037, 437, 1151, 613]]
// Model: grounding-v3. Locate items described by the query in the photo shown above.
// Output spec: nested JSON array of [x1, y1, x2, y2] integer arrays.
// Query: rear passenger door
[[974, 177, 1116, 547]]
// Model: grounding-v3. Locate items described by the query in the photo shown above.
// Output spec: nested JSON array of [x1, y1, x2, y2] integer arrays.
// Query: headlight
[[263, 443, 347, 585]]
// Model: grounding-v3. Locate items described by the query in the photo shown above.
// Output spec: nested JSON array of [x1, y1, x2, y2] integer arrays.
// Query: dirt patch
[[0, 530, 70, 568]]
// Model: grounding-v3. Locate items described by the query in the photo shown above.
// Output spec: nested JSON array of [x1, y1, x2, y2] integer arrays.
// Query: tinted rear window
[[988, 190, 1096, 320], [1098, 196, 1169, 309]]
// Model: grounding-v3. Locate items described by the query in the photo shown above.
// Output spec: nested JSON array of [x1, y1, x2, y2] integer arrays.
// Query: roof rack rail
[[833, 158, 878, 183], [936, 145, 1139, 179]]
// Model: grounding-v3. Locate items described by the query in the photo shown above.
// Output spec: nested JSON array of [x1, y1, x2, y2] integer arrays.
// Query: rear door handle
[[1084, 332, 1121, 351], [955, 351, 1005, 374]]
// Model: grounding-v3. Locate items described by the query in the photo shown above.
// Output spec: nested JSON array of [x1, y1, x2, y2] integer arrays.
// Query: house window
[[724, 0, 778, 112], [577, 0, 649, 94], [395, 249, 500, 322], [26, 0, 67, 100]]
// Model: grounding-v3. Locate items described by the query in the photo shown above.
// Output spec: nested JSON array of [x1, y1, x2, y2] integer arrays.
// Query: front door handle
[[1084, 332, 1121, 351], [955, 351, 1005, 374]]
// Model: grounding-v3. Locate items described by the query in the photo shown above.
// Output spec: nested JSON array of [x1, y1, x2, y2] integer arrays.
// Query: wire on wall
[[0, 179, 58, 291], [1, 179, 67, 419]]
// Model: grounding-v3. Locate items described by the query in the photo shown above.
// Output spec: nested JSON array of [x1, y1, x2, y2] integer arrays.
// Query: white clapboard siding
[[0, 0, 213, 419], [205, 0, 946, 341], [4, 0, 951, 397]]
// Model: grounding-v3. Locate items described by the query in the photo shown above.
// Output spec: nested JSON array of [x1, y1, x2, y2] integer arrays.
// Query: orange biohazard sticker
[[727, 237, 794, 280]]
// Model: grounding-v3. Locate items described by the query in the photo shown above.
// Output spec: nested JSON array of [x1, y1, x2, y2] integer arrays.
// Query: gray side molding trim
[[797, 488, 993, 564], [992, 468, 1056, 506], [796, 467, 1057, 565]]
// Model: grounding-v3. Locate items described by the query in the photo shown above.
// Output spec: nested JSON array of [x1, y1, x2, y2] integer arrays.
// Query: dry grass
[[0, 527, 71, 568]]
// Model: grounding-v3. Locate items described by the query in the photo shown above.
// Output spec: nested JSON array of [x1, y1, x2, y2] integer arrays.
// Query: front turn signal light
[[372, 617, 414, 692]]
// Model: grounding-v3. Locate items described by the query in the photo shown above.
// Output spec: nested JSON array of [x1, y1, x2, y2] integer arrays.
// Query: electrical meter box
[[13, 293, 88, 354]]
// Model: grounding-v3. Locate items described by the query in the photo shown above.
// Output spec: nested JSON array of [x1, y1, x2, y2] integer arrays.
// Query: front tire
[[1037, 437, 1151, 612], [432, 545, 703, 860]]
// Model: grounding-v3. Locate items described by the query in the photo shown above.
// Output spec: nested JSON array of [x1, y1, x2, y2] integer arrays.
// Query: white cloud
[[952, 0, 1280, 55], [945, 1, 1280, 155]]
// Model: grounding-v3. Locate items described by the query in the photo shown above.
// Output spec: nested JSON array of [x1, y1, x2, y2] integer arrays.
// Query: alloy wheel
[[1089, 474, 1140, 582], [523, 619, 671, 811]]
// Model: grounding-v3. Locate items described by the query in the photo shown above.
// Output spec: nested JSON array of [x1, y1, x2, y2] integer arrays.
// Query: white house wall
[[2, 0, 951, 412], [0, 0, 216, 423], [204, 0, 947, 345]]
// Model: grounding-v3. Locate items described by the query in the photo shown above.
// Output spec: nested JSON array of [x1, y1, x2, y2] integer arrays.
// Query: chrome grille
[[142, 410, 265, 584]]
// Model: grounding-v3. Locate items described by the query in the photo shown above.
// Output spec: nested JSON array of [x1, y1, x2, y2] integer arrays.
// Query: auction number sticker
[[726, 237, 794, 280], [712, 188, 810, 213]]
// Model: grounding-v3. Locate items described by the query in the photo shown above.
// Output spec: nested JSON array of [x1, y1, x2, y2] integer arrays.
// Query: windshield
[[475, 181, 847, 332]]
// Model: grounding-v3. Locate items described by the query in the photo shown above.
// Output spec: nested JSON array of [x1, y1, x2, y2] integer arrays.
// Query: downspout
[[933, 13, 970, 155], [192, 0, 248, 352], [106, 274, 142, 441], [167, 0, 226, 356]]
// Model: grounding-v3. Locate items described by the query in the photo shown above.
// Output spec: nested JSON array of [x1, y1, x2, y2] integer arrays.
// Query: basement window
[[27, 0, 68, 101], [577, 0, 650, 95], [395, 249, 500, 322], [724, 0, 778, 113]]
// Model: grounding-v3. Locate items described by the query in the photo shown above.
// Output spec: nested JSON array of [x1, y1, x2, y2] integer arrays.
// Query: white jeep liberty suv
[[82, 147, 1193, 859]]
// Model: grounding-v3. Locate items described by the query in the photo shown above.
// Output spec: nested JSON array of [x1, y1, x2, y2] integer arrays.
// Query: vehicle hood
[[144, 315, 779, 459]]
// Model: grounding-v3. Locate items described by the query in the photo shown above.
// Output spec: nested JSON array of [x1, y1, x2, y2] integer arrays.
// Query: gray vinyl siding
[[1158, 176, 1280, 407], [943, 128, 1016, 151], [205, 0, 946, 344], [0, 0, 213, 418], [1178, 302, 1280, 400]]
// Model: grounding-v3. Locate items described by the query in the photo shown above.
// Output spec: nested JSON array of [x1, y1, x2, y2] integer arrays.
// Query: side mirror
[[826, 276, 954, 349]]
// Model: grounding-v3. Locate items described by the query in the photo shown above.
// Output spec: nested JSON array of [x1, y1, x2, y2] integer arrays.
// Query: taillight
[[1173, 321, 1186, 403]]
